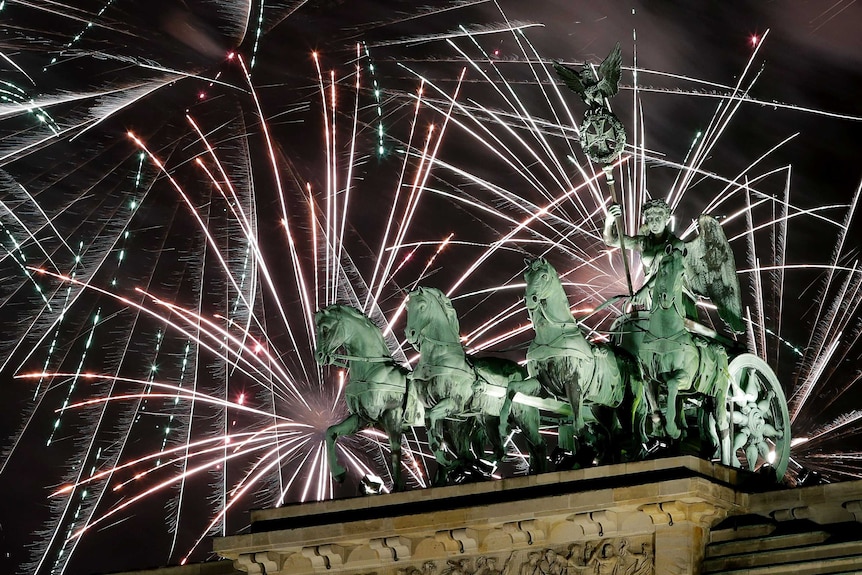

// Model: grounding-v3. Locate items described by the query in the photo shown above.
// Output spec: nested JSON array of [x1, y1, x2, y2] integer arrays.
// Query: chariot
[[610, 310, 791, 479], [512, 253, 791, 479]]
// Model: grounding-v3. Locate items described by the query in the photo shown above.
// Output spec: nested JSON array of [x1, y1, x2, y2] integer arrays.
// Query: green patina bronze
[[727, 354, 791, 478], [604, 201, 744, 333], [316, 41, 791, 488], [502, 257, 646, 460], [554, 43, 627, 164], [314, 304, 420, 492], [405, 286, 546, 483], [607, 243, 790, 476], [317, 257, 790, 485], [613, 245, 731, 444]]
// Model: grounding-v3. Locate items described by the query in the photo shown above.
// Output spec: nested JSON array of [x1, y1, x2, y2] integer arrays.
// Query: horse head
[[314, 305, 349, 365], [524, 257, 558, 313], [316, 304, 389, 365], [405, 287, 460, 350], [653, 244, 687, 313]]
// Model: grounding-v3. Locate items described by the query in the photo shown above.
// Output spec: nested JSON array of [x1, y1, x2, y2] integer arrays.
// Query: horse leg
[[626, 372, 649, 454], [564, 375, 585, 436], [510, 399, 546, 474], [325, 414, 361, 482], [381, 409, 404, 491], [664, 374, 682, 439], [484, 415, 505, 463], [591, 404, 616, 463], [434, 418, 474, 485], [645, 380, 663, 435], [499, 378, 537, 442], [713, 383, 731, 465], [511, 376, 547, 473], [460, 419, 483, 473], [427, 398, 458, 467], [637, 361, 662, 435], [664, 370, 692, 439]]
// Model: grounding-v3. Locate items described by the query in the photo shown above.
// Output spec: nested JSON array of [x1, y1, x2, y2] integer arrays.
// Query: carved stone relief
[[397, 560, 438, 575], [395, 538, 653, 575], [515, 540, 653, 575]]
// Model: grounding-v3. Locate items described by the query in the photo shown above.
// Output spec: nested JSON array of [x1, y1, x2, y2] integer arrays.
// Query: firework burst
[[1, 3, 861, 574]]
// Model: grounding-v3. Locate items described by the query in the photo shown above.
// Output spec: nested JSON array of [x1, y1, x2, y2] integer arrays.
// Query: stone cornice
[[215, 457, 752, 574]]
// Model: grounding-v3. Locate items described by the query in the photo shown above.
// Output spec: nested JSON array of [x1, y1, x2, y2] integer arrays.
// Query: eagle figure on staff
[[554, 43, 626, 164]]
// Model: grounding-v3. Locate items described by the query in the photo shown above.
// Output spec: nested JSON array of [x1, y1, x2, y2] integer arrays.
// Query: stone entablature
[[215, 457, 748, 575], [110, 456, 862, 575]]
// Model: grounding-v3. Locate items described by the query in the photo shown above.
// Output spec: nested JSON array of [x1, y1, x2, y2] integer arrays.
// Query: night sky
[[1, 2, 861, 574]]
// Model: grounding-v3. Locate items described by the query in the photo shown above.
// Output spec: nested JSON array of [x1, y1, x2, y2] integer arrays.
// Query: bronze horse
[[315, 304, 421, 491], [626, 245, 730, 448], [508, 258, 646, 458], [405, 287, 546, 481]]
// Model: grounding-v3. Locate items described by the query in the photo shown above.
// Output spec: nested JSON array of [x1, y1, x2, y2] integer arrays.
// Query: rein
[[410, 331, 464, 349], [410, 326, 479, 380], [528, 296, 577, 330], [323, 351, 397, 369]]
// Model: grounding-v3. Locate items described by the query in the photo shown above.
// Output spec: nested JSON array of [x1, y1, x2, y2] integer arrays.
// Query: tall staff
[[554, 43, 632, 296], [602, 166, 634, 297]]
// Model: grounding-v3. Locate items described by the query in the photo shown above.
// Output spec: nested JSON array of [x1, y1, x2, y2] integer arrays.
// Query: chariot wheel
[[725, 354, 791, 479]]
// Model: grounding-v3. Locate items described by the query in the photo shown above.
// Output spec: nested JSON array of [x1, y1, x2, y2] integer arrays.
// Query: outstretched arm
[[603, 203, 641, 250]]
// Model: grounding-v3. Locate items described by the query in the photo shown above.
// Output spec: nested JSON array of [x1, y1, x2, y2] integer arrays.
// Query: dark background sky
[[1, 1, 861, 574]]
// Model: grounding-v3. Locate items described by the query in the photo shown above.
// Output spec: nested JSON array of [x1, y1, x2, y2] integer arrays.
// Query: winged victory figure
[[604, 201, 744, 334]]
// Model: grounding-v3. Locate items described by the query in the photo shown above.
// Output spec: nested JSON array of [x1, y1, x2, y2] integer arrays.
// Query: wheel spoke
[[726, 354, 791, 480]]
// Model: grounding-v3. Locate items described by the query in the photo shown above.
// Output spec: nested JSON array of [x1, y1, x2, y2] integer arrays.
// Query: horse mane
[[336, 304, 372, 324], [526, 258, 584, 332], [423, 288, 460, 335], [323, 304, 394, 353], [321, 304, 380, 332]]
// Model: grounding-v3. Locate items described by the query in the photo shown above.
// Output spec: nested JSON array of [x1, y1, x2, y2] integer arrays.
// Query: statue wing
[[596, 42, 622, 98], [684, 214, 745, 333], [553, 60, 587, 99]]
